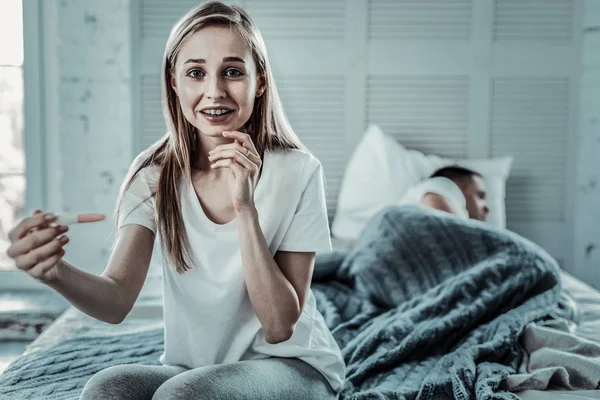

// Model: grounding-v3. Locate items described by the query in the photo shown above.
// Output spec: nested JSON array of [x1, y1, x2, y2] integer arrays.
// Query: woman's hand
[[6, 210, 105, 283], [6, 210, 69, 282], [208, 131, 262, 214]]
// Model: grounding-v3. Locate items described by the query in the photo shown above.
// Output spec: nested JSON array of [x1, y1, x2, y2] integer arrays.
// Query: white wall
[[47, 0, 133, 275], [41, 1, 599, 287], [574, 0, 600, 286]]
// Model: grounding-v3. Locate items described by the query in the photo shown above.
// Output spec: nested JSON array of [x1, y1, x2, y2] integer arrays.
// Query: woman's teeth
[[202, 109, 232, 116]]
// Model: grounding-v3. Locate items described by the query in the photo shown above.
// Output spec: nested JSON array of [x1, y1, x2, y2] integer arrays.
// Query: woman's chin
[[195, 120, 246, 135], [195, 124, 240, 138], [200, 129, 226, 137]]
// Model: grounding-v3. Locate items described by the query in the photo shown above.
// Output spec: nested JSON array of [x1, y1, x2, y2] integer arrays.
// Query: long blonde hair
[[115, 1, 305, 273]]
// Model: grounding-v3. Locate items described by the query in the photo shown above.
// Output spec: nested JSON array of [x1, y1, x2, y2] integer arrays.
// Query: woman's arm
[[209, 131, 318, 344], [46, 224, 155, 324], [238, 208, 313, 344], [7, 211, 155, 324]]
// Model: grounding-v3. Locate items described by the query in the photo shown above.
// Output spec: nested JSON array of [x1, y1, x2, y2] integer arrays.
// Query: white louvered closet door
[[488, 0, 578, 267], [134, 0, 581, 268]]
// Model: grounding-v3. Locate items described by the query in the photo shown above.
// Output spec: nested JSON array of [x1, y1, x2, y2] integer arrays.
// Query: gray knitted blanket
[[0, 328, 163, 399], [313, 206, 562, 399], [0, 206, 561, 399]]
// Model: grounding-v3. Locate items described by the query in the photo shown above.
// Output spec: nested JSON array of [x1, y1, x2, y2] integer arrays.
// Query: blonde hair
[[115, 1, 305, 273]]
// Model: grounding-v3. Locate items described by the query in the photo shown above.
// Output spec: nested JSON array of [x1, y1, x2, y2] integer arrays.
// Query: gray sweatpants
[[79, 357, 337, 399]]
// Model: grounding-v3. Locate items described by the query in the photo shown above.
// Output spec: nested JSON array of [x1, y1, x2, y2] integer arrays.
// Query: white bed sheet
[[560, 271, 600, 345], [510, 271, 600, 400]]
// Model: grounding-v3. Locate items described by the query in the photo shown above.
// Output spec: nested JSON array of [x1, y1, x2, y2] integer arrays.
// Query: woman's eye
[[188, 69, 204, 79], [224, 69, 243, 78]]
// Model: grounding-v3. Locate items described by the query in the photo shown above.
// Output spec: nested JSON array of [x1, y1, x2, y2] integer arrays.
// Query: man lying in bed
[[399, 166, 490, 222]]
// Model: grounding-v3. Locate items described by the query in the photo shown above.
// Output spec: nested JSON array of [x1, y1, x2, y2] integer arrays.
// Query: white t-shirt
[[118, 147, 345, 392], [399, 177, 469, 220]]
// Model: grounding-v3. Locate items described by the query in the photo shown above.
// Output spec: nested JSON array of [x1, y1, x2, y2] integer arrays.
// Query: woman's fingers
[[210, 158, 257, 181], [29, 209, 44, 233], [210, 142, 258, 160], [211, 158, 246, 178], [222, 130, 252, 144], [210, 156, 258, 176], [6, 209, 100, 281], [27, 248, 66, 281], [7, 225, 68, 259], [209, 149, 257, 170], [221, 131, 258, 155], [8, 212, 57, 242], [14, 233, 70, 272]]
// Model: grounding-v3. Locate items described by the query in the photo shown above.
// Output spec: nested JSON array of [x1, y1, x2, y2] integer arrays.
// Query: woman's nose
[[206, 76, 226, 99]]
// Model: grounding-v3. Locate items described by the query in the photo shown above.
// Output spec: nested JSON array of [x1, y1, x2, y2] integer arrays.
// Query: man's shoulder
[[418, 177, 459, 191], [401, 177, 463, 204]]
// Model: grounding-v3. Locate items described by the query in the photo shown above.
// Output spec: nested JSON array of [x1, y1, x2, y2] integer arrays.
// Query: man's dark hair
[[430, 166, 481, 183]]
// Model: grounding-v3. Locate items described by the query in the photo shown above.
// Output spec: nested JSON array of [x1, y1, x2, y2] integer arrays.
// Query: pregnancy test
[[54, 213, 106, 226]]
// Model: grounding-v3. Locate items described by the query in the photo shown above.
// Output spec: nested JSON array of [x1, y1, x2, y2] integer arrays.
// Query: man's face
[[461, 176, 489, 222]]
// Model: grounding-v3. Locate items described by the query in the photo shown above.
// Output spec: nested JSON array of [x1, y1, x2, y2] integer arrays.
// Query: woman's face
[[171, 26, 264, 138]]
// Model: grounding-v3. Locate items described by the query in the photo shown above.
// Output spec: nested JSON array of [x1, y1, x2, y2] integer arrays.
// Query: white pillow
[[331, 124, 513, 241]]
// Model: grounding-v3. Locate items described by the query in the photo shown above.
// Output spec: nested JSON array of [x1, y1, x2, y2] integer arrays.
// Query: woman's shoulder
[[267, 147, 322, 176], [126, 152, 161, 188]]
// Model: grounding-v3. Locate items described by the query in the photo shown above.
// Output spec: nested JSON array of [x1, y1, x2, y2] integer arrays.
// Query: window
[[0, 0, 25, 270]]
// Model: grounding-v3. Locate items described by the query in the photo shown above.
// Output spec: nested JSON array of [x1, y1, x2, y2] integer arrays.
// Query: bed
[[1, 207, 600, 400]]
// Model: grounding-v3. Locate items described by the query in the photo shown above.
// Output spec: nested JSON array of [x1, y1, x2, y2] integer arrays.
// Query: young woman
[[6, 2, 345, 398]]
